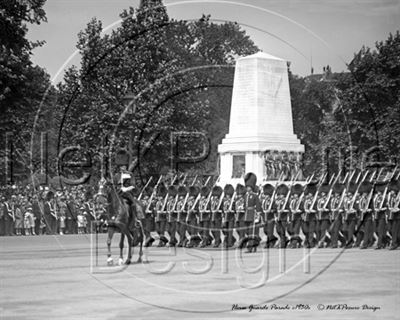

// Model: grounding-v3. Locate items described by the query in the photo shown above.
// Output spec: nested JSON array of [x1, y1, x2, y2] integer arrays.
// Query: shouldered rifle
[[190, 176, 211, 211], [145, 175, 163, 212], [138, 176, 153, 201], [179, 175, 198, 213], [323, 170, 342, 210]]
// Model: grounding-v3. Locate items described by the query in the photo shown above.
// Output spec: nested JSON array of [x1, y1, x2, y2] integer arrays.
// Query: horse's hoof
[[107, 257, 114, 266], [118, 258, 124, 266], [124, 259, 131, 265], [137, 258, 142, 263]]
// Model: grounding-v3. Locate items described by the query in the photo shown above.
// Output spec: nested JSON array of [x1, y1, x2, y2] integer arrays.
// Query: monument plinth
[[218, 52, 304, 184]]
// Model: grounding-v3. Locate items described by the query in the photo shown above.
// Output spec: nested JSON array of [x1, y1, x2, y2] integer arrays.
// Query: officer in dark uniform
[[288, 183, 303, 248], [261, 184, 278, 248], [275, 184, 290, 248], [44, 191, 57, 235], [154, 183, 168, 247], [222, 184, 236, 248], [166, 185, 178, 247]]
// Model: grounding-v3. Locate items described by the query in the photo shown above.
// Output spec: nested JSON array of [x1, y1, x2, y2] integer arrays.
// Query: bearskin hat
[[189, 186, 200, 197], [178, 185, 188, 196], [236, 184, 246, 195], [143, 187, 153, 197], [263, 184, 274, 196], [168, 185, 178, 196], [320, 183, 330, 194], [333, 183, 345, 194], [388, 179, 399, 192], [291, 183, 303, 195], [374, 181, 387, 193], [347, 182, 357, 194], [276, 184, 289, 196], [224, 184, 234, 196], [244, 172, 257, 190], [156, 183, 167, 197], [359, 181, 372, 194], [212, 186, 223, 197], [304, 181, 318, 195], [200, 186, 210, 197]]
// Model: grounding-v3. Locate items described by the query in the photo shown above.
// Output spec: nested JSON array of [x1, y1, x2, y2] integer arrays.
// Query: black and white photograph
[[1, 0, 399, 319]]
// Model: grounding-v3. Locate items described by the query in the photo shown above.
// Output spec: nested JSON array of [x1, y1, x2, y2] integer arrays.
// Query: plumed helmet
[[212, 186, 223, 197], [244, 172, 257, 191], [223, 184, 234, 196], [178, 185, 188, 196], [236, 184, 246, 195], [189, 186, 200, 197], [291, 183, 303, 195], [263, 184, 274, 196], [200, 186, 210, 197], [276, 184, 289, 196]]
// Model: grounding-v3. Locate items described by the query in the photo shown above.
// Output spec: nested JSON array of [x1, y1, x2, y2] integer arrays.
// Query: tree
[[57, 0, 258, 184], [0, 0, 55, 184]]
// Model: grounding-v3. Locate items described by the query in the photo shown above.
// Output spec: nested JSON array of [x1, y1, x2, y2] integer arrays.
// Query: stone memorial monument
[[218, 52, 304, 184]]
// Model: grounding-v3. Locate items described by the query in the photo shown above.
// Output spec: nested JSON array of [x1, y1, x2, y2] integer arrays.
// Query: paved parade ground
[[1, 234, 399, 320]]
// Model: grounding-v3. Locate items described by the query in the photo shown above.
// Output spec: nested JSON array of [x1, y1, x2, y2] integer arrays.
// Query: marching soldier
[[275, 184, 290, 248], [177, 186, 189, 247], [141, 187, 156, 247], [222, 184, 236, 248], [329, 184, 346, 248], [316, 183, 331, 248], [210, 186, 223, 248], [373, 181, 389, 249], [288, 184, 303, 248], [235, 184, 246, 245], [198, 186, 212, 247], [166, 185, 178, 247], [154, 183, 168, 247], [186, 186, 201, 248], [261, 184, 278, 248], [357, 181, 374, 249], [302, 182, 318, 248], [387, 179, 400, 250], [342, 182, 357, 248]]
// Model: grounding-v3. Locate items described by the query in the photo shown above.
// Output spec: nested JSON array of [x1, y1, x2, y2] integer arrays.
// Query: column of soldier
[[136, 169, 400, 252], [0, 185, 108, 236]]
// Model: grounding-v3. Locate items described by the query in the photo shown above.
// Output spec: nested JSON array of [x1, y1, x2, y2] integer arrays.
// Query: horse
[[105, 188, 145, 265]]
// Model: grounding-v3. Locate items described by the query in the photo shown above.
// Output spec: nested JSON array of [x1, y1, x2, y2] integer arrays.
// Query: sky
[[27, 0, 400, 83]]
